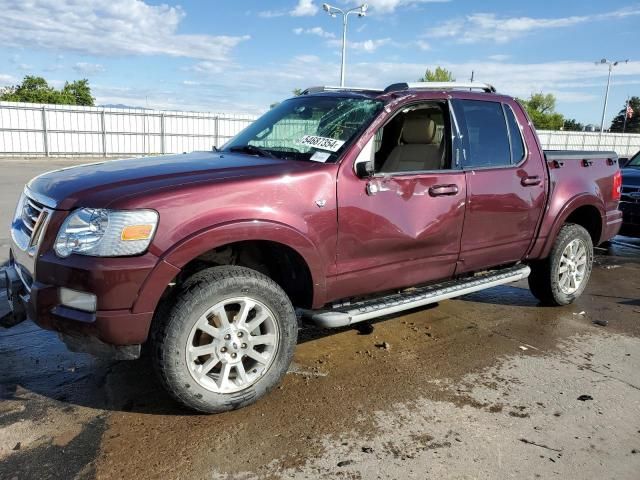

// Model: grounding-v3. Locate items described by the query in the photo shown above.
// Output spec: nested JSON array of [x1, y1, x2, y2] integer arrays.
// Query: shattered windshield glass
[[223, 96, 383, 163]]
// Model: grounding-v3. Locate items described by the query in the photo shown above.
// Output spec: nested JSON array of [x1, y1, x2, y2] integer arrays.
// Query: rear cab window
[[454, 99, 525, 169]]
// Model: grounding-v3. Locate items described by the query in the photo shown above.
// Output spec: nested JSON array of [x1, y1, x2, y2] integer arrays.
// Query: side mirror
[[619, 157, 629, 168], [355, 160, 374, 178], [353, 137, 375, 178]]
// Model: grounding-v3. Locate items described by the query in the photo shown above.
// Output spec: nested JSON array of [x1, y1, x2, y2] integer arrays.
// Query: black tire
[[528, 223, 593, 306], [152, 266, 297, 413]]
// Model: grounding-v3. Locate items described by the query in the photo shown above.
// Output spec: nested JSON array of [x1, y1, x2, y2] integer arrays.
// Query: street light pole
[[323, 3, 368, 87], [596, 58, 628, 143]]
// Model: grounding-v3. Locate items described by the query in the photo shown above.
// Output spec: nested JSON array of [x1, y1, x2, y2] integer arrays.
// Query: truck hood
[[27, 151, 315, 210], [621, 167, 640, 188]]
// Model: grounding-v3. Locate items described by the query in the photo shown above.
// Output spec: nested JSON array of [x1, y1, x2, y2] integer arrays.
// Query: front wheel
[[152, 266, 298, 413], [528, 223, 593, 306]]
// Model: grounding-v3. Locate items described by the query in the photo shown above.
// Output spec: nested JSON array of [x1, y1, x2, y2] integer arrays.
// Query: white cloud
[[426, 6, 640, 43], [488, 54, 511, 62], [258, 10, 286, 18], [349, 0, 450, 13], [352, 38, 392, 52], [293, 26, 336, 38], [73, 62, 105, 75], [95, 57, 640, 121], [188, 61, 229, 75], [327, 37, 391, 52], [291, 0, 318, 17], [0, 74, 17, 85], [0, 0, 250, 62]]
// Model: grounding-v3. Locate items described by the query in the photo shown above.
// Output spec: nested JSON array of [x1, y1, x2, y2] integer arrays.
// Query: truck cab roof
[[298, 81, 508, 104]]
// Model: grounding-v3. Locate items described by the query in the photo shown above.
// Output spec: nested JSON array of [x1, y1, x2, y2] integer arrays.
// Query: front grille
[[621, 185, 640, 204], [12, 192, 51, 253], [22, 197, 45, 237]]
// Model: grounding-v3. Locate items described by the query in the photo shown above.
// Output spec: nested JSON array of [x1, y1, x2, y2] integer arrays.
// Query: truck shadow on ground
[[0, 307, 431, 416]]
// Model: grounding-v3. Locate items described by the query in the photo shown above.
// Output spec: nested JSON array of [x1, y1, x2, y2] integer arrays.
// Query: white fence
[[537, 130, 640, 157], [0, 101, 258, 157], [1, 100, 639, 157]]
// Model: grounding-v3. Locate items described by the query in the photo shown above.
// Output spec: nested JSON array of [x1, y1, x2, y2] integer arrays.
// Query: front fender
[[132, 220, 327, 314]]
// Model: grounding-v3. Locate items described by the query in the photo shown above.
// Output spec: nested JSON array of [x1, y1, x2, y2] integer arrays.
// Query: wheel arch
[[538, 194, 605, 259], [133, 220, 326, 315]]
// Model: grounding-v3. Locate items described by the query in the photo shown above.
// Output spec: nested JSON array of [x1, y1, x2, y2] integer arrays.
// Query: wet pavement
[[1, 159, 640, 479]]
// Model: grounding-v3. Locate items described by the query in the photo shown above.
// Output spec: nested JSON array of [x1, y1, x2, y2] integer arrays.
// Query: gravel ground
[[1, 158, 639, 480]]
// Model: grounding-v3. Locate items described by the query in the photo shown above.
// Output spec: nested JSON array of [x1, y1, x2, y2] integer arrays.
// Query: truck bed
[[544, 150, 618, 162], [533, 149, 622, 254]]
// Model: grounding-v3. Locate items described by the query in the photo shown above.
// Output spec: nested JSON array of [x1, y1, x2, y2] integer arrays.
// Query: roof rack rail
[[301, 86, 384, 95], [384, 82, 496, 94]]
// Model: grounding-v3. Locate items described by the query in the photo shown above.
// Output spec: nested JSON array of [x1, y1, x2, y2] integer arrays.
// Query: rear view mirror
[[354, 137, 375, 178]]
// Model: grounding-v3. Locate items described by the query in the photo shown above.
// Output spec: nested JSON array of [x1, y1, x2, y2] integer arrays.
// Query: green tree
[[419, 66, 455, 82], [62, 79, 95, 106], [563, 118, 584, 131], [610, 96, 640, 133], [518, 93, 564, 130], [0, 75, 94, 106]]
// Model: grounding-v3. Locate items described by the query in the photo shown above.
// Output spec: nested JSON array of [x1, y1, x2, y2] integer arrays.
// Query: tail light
[[613, 170, 622, 201]]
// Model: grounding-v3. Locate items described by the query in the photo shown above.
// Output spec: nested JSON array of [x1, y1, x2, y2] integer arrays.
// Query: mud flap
[[1, 266, 28, 328]]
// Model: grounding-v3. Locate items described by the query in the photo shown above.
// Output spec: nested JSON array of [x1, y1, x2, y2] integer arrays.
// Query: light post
[[322, 3, 368, 87], [596, 58, 628, 141]]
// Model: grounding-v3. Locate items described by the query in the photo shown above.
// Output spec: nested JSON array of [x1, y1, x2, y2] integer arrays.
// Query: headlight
[[55, 208, 158, 258]]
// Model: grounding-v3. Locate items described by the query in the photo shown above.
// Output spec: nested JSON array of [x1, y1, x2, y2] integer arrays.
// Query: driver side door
[[329, 99, 467, 301]]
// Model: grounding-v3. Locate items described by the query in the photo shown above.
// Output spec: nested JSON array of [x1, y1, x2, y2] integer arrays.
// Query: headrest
[[401, 116, 436, 144]]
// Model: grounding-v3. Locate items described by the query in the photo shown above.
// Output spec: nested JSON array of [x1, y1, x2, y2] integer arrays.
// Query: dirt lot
[[1, 158, 640, 480]]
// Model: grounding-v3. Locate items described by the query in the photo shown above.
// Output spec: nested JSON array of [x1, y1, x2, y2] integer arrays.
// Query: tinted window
[[504, 105, 525, 163], [460, 100, 511, 168]]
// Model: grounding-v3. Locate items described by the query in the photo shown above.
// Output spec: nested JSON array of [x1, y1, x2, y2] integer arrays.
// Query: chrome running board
[[303, 265, 530, 328]]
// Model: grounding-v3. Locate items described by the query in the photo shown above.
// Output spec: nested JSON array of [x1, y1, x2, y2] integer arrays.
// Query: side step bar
[[302, 265, 531, 328]]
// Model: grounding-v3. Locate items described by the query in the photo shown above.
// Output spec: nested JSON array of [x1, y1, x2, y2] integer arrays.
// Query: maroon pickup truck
[[2, 82, 622, 413]]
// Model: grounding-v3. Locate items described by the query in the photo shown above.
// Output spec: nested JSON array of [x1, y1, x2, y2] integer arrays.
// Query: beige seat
[[380, 115, 442, 173]]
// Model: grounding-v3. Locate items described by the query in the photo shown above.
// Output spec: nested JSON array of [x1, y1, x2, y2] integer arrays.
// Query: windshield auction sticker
[[298, 135, 345, 152]]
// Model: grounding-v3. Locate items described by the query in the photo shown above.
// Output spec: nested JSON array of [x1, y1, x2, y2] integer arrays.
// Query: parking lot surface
[[1, 158, 639, 480]]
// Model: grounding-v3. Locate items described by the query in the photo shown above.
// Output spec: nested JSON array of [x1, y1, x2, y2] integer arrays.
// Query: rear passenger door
[[453, 98, 546, 273]]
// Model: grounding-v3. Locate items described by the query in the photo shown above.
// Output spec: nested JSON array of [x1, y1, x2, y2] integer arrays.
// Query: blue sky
[[1, 0, 639, 126]]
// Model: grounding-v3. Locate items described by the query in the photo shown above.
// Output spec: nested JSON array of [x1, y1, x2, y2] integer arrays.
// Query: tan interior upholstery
[[380, 113, 442, 173]]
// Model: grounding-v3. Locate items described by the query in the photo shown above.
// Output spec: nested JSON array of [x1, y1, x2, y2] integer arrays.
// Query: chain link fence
[[1, 100, 639, 158]]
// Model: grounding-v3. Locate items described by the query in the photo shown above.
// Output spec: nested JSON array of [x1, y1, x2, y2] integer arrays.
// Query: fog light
[[59, 287, 97, 313]]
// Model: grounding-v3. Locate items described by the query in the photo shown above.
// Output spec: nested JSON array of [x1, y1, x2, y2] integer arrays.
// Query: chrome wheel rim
[[558, 238, 588, 295], [185, 297, 280, 394]]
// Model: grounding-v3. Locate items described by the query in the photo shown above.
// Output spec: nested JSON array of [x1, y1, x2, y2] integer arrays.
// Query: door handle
[[521, 175, 541, 186], [429, 184, 459, 196]]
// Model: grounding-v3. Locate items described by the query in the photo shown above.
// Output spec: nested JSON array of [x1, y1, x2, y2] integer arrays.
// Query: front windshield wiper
[[228, 145, 278, 159]]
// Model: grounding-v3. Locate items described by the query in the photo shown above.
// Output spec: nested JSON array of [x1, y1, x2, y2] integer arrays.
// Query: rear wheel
[[152, 266, 297, 413], [528, 223, 593, 306]]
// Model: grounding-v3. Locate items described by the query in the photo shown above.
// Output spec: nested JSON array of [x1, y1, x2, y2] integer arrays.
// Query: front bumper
[[4, 246, 158, 358]]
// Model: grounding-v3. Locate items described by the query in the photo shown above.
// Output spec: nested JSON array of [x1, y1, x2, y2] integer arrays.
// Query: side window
[[504, 104, 525, 164], [459, 100, 511, 168], [373, 102, 451, 174]]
